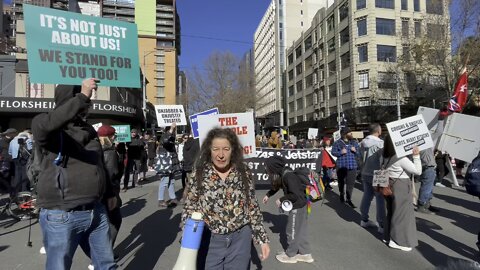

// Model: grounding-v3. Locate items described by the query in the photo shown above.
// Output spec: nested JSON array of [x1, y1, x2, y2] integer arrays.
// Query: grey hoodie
[[360, 135, 384, 177]]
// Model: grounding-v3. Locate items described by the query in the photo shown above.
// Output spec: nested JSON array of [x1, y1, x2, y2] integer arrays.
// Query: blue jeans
[[158, 175, 176, 201], [39, 202, 116, 270], [360, 175, 385, 226], [418, 167, 436, 205]]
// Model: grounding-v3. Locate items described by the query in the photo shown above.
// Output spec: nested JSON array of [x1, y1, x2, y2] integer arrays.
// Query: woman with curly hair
[[182, 128, 270, 269]]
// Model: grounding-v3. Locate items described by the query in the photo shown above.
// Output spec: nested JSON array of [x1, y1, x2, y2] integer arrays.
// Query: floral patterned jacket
[[181, 163, 269, 245]]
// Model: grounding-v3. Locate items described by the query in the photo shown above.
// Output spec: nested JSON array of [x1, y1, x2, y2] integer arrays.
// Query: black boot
[[340, 193, 345, 203]]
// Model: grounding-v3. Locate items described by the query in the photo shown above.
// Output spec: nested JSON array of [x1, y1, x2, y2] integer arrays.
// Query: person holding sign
[[382, 135, 422, 252], [181, 128, 270, 269], [332, 127, 360, 208]]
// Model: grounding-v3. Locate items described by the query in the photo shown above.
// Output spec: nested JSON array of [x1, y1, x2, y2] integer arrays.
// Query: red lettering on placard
[[218, 117, 238, 126]]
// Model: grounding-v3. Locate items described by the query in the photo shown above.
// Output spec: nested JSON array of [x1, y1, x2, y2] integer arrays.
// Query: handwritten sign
[[333, 130, 341, 142], [308, 128, 318, 140], [197, 112, 256, 158], [386, 115, 433, 158], [24, 4, 140, 87], [372, 170, 389, 187], [112, 125, 131, 143], [189, 108, 219, 139], [154, 105, 187, 127]]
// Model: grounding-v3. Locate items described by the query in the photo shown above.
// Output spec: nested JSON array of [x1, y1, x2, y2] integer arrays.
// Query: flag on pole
[[448, 68, 468, 112]]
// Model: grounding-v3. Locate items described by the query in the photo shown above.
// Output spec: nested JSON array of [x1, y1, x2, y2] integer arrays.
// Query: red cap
[[97, 125, 116, 137]]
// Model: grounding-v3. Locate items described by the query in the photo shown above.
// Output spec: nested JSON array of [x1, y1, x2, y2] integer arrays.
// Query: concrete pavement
[[0, 172, 479, 270]]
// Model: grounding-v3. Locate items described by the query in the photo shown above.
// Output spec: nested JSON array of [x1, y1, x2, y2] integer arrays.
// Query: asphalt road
[[1, 172, 479, 270]]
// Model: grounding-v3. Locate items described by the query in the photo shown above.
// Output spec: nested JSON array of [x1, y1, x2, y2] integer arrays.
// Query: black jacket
[[31, 86, 113, 211], [182, 138, 199, 172], [127, 136, 144, 160], [266, 168, 307, 209]]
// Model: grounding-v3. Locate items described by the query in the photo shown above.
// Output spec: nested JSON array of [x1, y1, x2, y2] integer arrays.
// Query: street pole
[[396, 83, 401, 120], [336, 70, 341, 130]]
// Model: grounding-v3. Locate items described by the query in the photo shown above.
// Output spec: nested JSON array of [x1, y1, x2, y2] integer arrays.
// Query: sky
[[176, 0, 271, 72]]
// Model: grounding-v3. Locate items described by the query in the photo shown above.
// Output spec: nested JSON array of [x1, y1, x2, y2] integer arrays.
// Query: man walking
[[32, 78, 116, 270], [417, 148, 437, 214], [359, 123, 385, 233]]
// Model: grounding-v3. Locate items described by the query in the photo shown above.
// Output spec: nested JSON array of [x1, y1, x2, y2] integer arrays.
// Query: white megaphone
[[173, 212, 205, 270]]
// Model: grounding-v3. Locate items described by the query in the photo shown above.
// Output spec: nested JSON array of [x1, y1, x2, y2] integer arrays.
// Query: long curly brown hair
[[195, 128, 249, 198]]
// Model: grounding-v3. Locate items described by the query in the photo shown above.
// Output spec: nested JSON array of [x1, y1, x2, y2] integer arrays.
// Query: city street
[[0, 171, 479, 270]]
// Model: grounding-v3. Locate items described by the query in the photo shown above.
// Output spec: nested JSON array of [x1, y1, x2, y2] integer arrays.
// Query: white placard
[[308, 128, 318, 140], [154, 105, 187, 127], [197, 112, 256, 158], [386, 115, 434, 158], [417, 106, 443, 145], [333, 130, 341, 142], [372, 170, 389, 187]]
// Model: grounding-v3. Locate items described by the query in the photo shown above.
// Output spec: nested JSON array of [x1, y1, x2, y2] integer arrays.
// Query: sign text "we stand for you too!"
[[24, 4, 140, 88]]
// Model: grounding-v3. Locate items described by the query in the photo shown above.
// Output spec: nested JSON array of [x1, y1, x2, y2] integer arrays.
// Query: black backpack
[[465, 155, 480, 197]]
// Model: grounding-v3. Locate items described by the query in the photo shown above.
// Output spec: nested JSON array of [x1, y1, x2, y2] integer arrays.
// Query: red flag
[[448, 69, 468, 112]]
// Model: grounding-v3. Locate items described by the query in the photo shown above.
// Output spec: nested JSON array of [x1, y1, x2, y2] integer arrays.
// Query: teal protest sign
[[112, 125, 131, 143], [24, 4, 140, 88]]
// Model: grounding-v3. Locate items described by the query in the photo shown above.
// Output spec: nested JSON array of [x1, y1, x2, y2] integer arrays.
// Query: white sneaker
[[295, 254, 314, 263], [360, 220, 379, 228], [330, 181, 338, 186], [39, 246, 46, 255], [88, 265, 94, 270], [276, 253, 298, 263], [435, 183, 446, 187], [388, 240, 412, 251]]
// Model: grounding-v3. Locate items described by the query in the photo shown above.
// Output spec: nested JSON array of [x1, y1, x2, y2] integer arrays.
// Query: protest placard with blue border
[[189, 108, 219, 139]]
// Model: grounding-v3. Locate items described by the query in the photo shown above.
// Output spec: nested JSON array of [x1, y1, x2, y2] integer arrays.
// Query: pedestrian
[[123, 128, 145, 191], [382, 134, 422, 252], [316, 136, 336, 190], [359, 123, 385, 233], [332, 127, 360, 208], [182, 128, 270, 269], [0, 128, 17, 193], [157, 123, 180, 207], [31, 78, 116, 269], [8, 130, 32, 197], [268, 131, 282, 149], [263, 155, 314, 264], [417, 148, 438, 214], [177, 133, 187, 188], [180, 134, 199, 204], [434, 150, 448, 187], [144, 133, 157, 171]]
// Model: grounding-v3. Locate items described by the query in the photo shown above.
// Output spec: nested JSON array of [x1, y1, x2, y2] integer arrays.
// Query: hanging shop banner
[[154, 105, 187, 127], [189, 108, 219, 139], [24, 4, 140, 88], [386, 115, 434, 158], [246, 148, 322, 186], [112, 125, 131, 143], [197, 112, 256, 158]]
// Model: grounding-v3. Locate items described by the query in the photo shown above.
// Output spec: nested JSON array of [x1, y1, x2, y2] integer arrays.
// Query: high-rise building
[[254, 0, 325, 128], [285, 0, 451, 132]]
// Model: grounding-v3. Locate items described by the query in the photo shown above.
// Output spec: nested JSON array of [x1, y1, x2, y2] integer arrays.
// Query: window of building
[[289, 85, 294, 96], [305, 74, 313, 88], [341, 77, 351, 94], [305, 55, 313, 69], [306, 94, 314, 106], [341, 53, 350, 70], [339, 2, 349, 22], [328, 38, 335, 53], [427, 23, 444, 39], [319, 87, 325, 101], [402, 45, 410, 62], [359, 72, 369, 89], [378, 72, 397, 89], [375, 0, 394, 9], [376, 18, 396, 35], [296, 63, 303, 76], [401, 0, 408, 10], [402, 20, 409, 37], [301, 21, 303, 27], [414, 20, 422, 37], [329, 83, 337, 98], [305, 35, 312, 50], [377, 45, 396, 62], [328, 60, 336, 73], [301, 10, 303, 15], [288, 70, 294, 81], [426, 0, 443, 15], [357, 18, 367, 36], [297, 115, 304, 123], [295, 45, 302, 58], [296, 98, 304, 109], [288, 53, 294, 65], [340, 27, 350, 45], [327, 15, 335, 32], [414, 0, 420, 11], [289, 102, 295, 113], [357, 0, 366, 10], [358, 44, 368, 62], [296, 80, 303, 93]]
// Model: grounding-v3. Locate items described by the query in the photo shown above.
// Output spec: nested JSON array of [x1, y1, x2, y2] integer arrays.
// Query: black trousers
[[11, 159, 30, 197], [336, 167, 357, 200]]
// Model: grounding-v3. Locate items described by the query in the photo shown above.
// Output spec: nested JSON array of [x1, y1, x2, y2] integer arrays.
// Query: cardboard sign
[[189, 108, 219, 139], [386, 115, 434, 158], [112, 125, 131, 143], [24, 4, 140, 88], [308, 128, 318, 140], [417, 106, 444, 146], [197, 112, 256, 158], [245, 148, 321, 185], [154, 105, 187, 127], [333, 130, 341, 142], [372, 170, 389, 187]]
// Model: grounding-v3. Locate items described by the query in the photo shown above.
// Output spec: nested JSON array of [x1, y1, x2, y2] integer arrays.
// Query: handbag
[[373, 157, 403, 197]]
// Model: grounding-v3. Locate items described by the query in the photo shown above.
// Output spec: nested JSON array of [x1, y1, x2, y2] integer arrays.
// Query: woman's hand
[[262, 195, 269, 204], [259, 243, 270, 261], [412, 146, 420, 156]]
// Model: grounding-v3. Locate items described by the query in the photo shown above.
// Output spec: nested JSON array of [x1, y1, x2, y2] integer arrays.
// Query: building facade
[[285, 0, 450, 132], [254, 0, 325, 128]]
